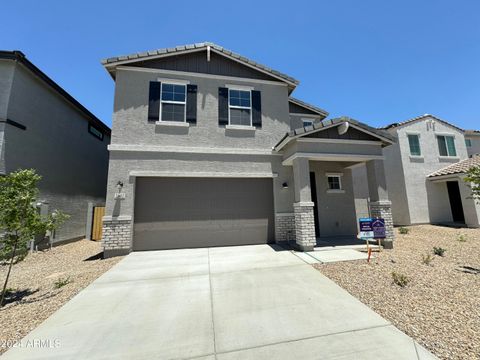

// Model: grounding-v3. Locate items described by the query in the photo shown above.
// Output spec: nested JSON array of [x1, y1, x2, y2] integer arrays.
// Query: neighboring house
[[464, 130, 480, 157], [0, 50, 111, 243], [101, 42, 396, 257], [357, 114, 478, 228], [427, 155, 480, 227]]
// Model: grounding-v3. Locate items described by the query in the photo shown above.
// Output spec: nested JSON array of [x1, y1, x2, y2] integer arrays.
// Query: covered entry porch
[[275, 117, 396, 251]]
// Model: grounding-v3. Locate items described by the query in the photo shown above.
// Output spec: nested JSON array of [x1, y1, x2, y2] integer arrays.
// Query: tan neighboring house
[[352, 114, 480, 228]]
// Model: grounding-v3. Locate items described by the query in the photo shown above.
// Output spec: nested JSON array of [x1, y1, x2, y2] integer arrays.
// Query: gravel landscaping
[[0, 240, 123, 355], [315, 225, 480, 360]]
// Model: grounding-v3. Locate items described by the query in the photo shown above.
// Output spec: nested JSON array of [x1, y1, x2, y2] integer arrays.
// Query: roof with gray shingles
[[101, 42, 299, 86], [274, 116, 396, 149], [288, 97, 329, 118], [380, 114, 464, 133], [428, 155, 480, 178]]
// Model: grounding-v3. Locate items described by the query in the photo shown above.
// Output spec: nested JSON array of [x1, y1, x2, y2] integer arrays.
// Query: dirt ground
[[0, 240, 123, 355], [316, 225, 480, 360]]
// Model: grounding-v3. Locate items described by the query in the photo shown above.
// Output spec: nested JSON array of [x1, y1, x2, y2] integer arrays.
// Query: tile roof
[[380, 114, 464, 133], [101, 42, 299, 86], [465, 129, 480, 136], [274, 116, 396, 150], [428, 155, 480, 178], [288, 97, 329, 118]]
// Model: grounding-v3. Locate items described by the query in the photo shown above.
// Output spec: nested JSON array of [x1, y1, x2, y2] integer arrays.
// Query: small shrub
[[0, 288, 15, 297], [54, 276, 71, 289], [433, 247, 446, 257], [422, 254, 433, 265], [391, 272, 409, 287], [398, 227, 409, 235], [457, 234, 467, 242]]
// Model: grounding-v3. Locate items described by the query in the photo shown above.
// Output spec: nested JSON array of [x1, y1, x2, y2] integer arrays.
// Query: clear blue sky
[[3, 0, 480, 129]]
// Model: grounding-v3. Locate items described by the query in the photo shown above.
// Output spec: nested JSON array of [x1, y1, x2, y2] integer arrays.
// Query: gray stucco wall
[[0, 60, 15, 175], [112, 68, 291, 150], [4, 62, 110, 243], [384, 118, 468, 225], [105, 151, 294, 217], [351, 164, 371, 226], [289, 114, 321, 130], [382, 131, 410, 225], [0, 60, 15, 119], [465, 135, 480, 157]]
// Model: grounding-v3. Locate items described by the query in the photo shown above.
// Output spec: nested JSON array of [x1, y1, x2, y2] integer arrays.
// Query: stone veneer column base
[[293, 202, 316, 251], [102, 216, 133, 258], [370, 200, 395, 249], [275, 213, 295, 244]]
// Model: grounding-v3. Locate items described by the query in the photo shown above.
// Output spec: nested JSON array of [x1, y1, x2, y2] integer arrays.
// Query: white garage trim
[[129, 171, 278, 178]]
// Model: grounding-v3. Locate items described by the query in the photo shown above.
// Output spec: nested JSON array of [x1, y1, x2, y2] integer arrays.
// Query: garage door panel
[[134, 177, 274, 250]]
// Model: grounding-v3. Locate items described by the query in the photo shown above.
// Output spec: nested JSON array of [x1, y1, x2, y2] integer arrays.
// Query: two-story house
[[374, 114, 479, 228], [0, 50, 111, 243], [100, 42, 396, 258]]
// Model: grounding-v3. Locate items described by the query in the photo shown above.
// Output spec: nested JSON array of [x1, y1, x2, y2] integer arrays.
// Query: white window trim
[[466, 139, 472, 147], [436, 134, 457, 157], [228, 88, 252, 126], [157, 78, 190, 85], [225, 84, 254, 91], [325, 173, 344, 193], [406, 133, 422, 156], [160, 82, 187, 123], [302, 118, 314, 127]]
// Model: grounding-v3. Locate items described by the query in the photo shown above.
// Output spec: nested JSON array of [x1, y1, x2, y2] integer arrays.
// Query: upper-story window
[[229, 89, 251, 126], [437, 135, 457, 157], [161, 83, 186, 122], [302, 119, 314, 127], [407, 134, 421, 156], [466, 139, 472, 147]]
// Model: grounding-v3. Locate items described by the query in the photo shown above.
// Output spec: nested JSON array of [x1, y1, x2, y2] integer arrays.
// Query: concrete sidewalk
[[2, 245, 437, 359]]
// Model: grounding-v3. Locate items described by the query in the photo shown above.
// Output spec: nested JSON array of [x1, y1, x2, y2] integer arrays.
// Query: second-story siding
[[112, 67, 291, 150]]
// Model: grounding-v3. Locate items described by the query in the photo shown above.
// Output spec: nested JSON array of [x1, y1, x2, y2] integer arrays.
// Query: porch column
[[366, 159, 394, 248], [292, 157, 316, 251]]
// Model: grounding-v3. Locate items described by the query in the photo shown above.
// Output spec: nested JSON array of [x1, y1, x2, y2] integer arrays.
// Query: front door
[[447, 181, 465, 223], [309, 172, 320, 237]]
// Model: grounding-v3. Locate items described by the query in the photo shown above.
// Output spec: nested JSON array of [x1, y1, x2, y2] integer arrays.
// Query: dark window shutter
[[251, 90, 262, 128], [218, 87, 229, 126], [186, 84, 197, 124], [148, 81, 161, 122]]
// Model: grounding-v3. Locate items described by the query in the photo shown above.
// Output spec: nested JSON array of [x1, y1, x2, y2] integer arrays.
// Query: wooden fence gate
[[92, 206, 105, 241]]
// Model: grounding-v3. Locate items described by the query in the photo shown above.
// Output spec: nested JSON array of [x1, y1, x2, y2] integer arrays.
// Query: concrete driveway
[[3, 245, 436, 359]]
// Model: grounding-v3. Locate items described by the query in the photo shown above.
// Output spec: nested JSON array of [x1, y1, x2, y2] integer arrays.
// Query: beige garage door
[[133, 177, 275, 251]]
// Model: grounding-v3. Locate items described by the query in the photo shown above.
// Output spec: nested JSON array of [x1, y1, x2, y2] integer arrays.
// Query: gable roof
[[102, 42, 299, 88], [274, 116, 395, 151], [428, 155, 480, 178], [381, 114, 464, 133], [0, 50, 110, 135], [288, 97, 329, 118]]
